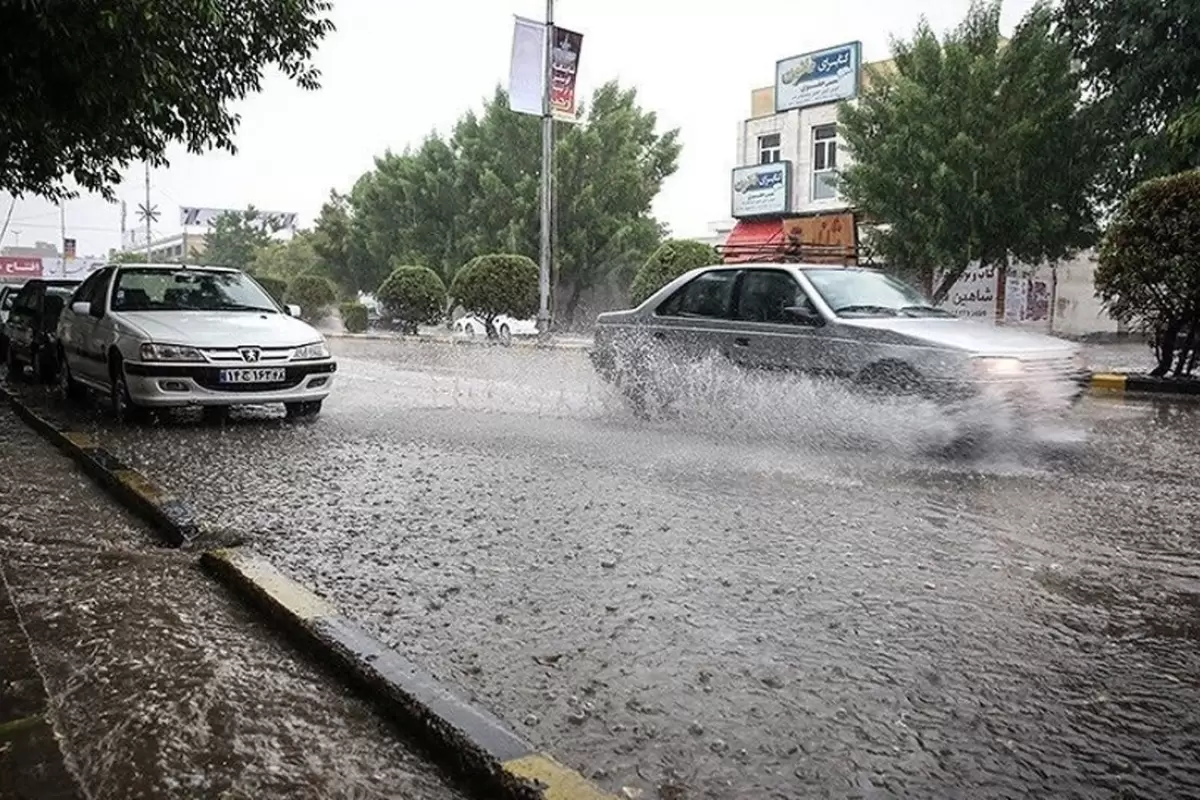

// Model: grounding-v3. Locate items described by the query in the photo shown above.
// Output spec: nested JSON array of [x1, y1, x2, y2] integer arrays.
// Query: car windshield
[[803, 268, 955, 318], [111, 268, 279, 312]]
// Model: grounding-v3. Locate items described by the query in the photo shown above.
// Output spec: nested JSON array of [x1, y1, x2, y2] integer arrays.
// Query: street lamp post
[[537, 0, 554, 337]]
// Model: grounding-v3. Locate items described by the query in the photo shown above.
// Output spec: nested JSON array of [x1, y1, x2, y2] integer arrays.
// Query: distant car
[[4, 279, 81, 382], [454, 314, 538, 342], [56, 263, 337, 422], [590, 261, 1088, 420]]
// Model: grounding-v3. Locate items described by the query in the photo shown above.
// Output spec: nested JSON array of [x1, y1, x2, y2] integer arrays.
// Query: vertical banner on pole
[[509, 16, 546, 117], [550, 27, 583, 123]]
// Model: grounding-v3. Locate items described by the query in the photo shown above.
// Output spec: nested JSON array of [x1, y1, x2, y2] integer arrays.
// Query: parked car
[[4, 279, 81, 382], [0, 282, 26, 359], [56, 264, 337, 422], [589, 262, 1088, 419], [454, 314, 538, 342]]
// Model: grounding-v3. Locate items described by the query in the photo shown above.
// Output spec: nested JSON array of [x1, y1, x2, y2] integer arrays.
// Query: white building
[[723, 41, 885, 261]]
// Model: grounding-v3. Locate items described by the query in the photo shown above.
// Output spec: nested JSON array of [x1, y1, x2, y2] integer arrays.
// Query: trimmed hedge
[[450, 254, 538, 336], [377, 265, 446, 333], [339, 301, 369, 333], [285, 274, 337, 321]]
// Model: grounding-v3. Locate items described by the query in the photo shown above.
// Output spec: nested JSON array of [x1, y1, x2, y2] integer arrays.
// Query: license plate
[[218, 368, 286, 384]]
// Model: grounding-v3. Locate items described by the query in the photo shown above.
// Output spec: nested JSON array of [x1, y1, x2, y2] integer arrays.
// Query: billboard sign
[[0, 256, 43, 278], [731, 162, 792, 218], [781, 212, 857, 263], [775, 41, 861, 112], [180, 207, 297, 229]]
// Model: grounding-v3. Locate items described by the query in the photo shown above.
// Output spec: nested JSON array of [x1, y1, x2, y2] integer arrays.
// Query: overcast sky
[[2, 0, 1037, 258]]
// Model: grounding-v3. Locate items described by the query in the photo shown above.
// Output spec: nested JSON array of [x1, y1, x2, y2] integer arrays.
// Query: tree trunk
[[1173, 312, 1198, 377], [484, 316, 498, 339], [1152, 317, 1183, 377], [560, 282, 585, 331]]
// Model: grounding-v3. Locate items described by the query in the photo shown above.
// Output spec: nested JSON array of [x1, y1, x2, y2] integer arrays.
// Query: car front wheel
[[6, 346, 25, 381], [110, 358, 145, 423], [58, 350, 85, 401]]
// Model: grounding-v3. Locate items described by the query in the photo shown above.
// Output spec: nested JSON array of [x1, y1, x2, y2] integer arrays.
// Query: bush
[[339, 301, 368, 333], [376, 265, 446, 334], [450, 253, 538, 338], [285, 274, 337, 322], [254, 275, 288, 306], [1096, 169, 1200, 378], [629, 240, 718, 306]]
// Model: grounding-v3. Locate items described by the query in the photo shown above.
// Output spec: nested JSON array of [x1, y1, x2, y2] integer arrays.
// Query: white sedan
[[453, 314, 538, 342], [56, 263, 336, 422]]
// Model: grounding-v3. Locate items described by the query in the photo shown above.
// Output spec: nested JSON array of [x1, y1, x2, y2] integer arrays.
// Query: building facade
[[724, 41, 889, 262], [133, 232, 209, 262]]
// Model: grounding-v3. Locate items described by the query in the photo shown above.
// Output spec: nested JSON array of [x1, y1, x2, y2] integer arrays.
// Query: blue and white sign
[[775, 41, 862, 112], [731, 162, 792, 218]]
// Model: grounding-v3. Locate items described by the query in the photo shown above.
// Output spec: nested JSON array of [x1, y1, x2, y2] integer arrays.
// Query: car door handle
[[734, 337, 751, 347]]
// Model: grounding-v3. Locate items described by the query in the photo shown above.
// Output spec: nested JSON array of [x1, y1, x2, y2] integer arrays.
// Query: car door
[[647, 269, 742, 365], [727, 269, 828, 375], [64, 268, 113, 383]]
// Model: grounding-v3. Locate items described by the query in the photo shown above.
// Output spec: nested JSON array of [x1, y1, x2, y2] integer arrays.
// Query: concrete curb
[[1090, 372, 1200, 396], [1, 388, 200, 546], [202, 547, 614, 800], [327, 332, 592, 351]]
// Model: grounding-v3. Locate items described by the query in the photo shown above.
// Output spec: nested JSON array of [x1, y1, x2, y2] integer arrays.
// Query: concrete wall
[[1050, 251, 1121, 338]]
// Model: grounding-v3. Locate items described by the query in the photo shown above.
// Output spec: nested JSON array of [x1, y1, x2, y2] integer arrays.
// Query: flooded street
[[16, 338, 1200, 799]]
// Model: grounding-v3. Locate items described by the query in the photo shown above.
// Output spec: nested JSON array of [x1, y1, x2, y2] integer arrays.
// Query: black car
[[4, 279, 81, 382]]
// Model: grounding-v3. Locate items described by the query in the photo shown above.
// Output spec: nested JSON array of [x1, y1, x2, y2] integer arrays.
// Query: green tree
[[0, 1, 333, 201], [629, 240, 718, 305], [311, 190, 375, 295], [249, 232, 324, 284], [838, 1, 1098, 301], [285, 274, 336, 322], [110, 251, 148, 264], [1095, 170, 1200, 378], [335, 81, 679, 326], [205, 207, 281, 271], [1054, 0, 1200, 203], [450, 254, 538, 338], [376, 265, 446, 334]]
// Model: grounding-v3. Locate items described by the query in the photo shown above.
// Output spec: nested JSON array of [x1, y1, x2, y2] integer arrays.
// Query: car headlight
[[292, 341, 330, 360], [140, 342, 205, 362], [971, 356, 1024, 378]]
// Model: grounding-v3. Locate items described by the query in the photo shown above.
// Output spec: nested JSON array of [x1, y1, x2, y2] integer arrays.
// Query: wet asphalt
[[0, 402, 472, 800], [9, 338, 1200, 799]]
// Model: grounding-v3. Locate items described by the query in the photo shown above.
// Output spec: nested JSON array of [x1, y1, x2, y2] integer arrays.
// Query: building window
[[812, 124, 838, 200], [757, 133, 781, 164]]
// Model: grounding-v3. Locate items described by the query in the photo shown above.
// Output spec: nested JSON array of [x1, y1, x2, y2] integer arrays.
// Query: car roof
[[113, 262, 239, 272]]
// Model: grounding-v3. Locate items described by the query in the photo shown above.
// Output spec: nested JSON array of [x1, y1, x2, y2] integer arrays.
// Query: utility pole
[[120, 200, 127, 250], [537, 0, 554, 336], [144, 163, 152, 259]]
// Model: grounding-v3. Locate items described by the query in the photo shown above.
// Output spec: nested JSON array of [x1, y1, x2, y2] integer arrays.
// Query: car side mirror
[[71, 301, 91, 316], [88, 300, 105, 318], [784, 305, 823, 325], [286, 304, 302, 317]]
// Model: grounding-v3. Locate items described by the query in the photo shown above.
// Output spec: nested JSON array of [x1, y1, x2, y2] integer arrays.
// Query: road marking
[[206, 548, 336, 622], [502, 753, 617, 800], [61, 431, 97, 449], [1091, 373, 1127, 391]]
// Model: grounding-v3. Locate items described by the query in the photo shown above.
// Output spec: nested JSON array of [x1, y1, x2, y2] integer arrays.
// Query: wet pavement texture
[[0, 405, 471, 800], [11, 337, 1200, 799]]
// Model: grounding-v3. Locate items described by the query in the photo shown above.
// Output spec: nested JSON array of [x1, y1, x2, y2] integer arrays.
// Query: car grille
[[201, 346, 294, 364]]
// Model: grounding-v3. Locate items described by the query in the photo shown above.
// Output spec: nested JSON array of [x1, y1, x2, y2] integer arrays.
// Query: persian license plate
[[218, 368, 286, 384]]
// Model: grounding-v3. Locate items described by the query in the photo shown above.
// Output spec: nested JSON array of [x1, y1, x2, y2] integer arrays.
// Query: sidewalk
[[0, 408, 470, 800]]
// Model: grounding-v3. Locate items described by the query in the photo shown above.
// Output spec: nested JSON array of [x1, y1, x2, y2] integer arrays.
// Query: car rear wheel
[[285, 400, 322, 420], [498, 323, 512, 345], [35, 346, 58, 384]]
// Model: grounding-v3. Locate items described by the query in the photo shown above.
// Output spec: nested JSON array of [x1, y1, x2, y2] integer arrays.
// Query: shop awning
[[720, 219, 785, 263]]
